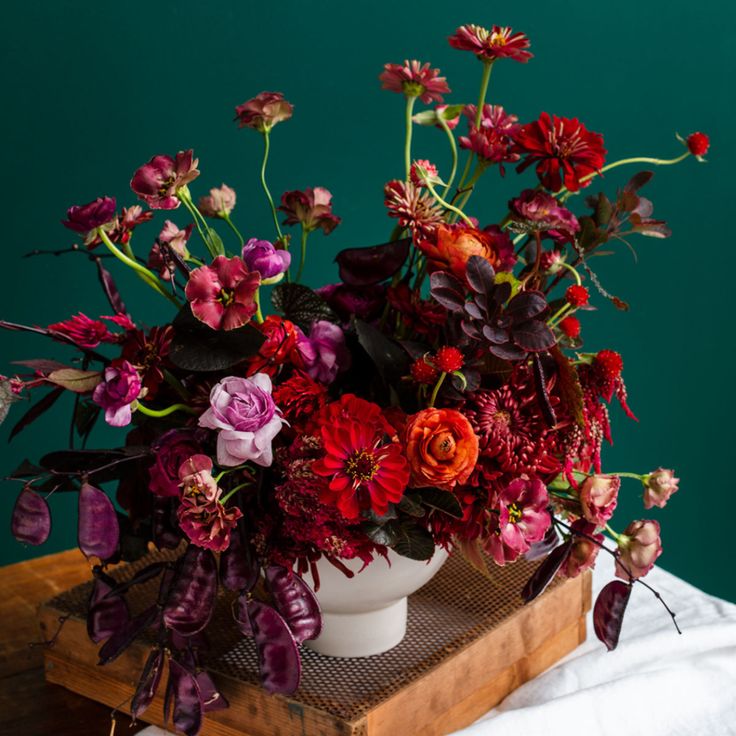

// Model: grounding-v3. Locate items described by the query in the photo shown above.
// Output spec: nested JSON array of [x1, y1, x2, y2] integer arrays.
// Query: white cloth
[[452, 555, 736, 736], [138, 559, 736, 736]]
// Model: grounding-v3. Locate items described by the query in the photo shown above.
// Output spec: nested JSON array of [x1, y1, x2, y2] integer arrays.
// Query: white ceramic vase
[[302, 547, 449, 658]]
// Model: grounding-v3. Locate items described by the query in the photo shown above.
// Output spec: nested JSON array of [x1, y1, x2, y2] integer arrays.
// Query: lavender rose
[[198, 373, 285, 467], [296, 320, 350, 384], [92, 359, 141, 427], [241, 238, 291, 282]]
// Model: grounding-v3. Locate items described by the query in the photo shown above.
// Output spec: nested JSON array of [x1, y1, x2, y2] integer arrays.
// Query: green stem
[[295, 227, 309, 283], [557, 260, 582, 286], [609, 471, 645, 481], [260, 131, 283, 240], [452, 166, 485, 220], [439, 116, 459, 199], [404, 96, 417, 180], [179, 191, 217, 257], [223, 213, 245, 247], [220, 482, 251, 504], [253, 289, 264, 324], [135, 402, 197, 418], [605, 524, 623, 543], [425, 179, 473, 226], [547, 303, 572, 327], [97, 229, 180, 307], [428, 371, 447, 408]]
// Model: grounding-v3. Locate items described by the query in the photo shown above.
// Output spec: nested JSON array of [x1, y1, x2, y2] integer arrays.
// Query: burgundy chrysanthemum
[[514, 113, 606, 192], [449, 24, 533, 64], [384, 179, 445, 240], [379, 60, 450, 104]]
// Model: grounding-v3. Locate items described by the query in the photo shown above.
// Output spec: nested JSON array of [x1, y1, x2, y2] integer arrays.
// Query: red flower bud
[[410, 358, 439, 385], [434, 346, 464, 373], [594, 349, 623, 381], [565, 284, 589, 307], [559, 315, 581, 339], [686, 132, 710, 157]]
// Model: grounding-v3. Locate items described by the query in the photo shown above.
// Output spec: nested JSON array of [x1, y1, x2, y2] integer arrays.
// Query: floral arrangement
[[2, 22, 707, 735]]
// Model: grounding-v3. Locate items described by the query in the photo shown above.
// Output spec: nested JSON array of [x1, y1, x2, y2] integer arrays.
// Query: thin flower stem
[[425, 179, 473, 226], [260, 131, 283, 241], [604, 523, 623, 543], [547, 303, 572, 327], [135, 402, 197, 418], [97, 229, 180, 307], [609, 471, 645, 481], [452, 165, 484, 218], [404, 96, 417, 180], [178, 191, 217, 257], [295, 227, 309, 283], [253, 289, 264, 324], [428, 371, 447, 408], [220, 482, 251, 504], [223, 213, 245, 247], [439, 116, 458, 199]]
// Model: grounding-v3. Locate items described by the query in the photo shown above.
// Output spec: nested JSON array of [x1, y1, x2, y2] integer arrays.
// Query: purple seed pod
[[170, 630, 209, 652], [97, 604, 159, 665], [78, 482, 119, 560], [11, 487, 51, 545], [521, 538, 573, 603], [163, 546, 217, 637], [168, 658, 203, 736], [87, 577, 130, 643], [131, 647, 164, 719], [265, 566, 322, 643], [152, 497, 181, 550], [594, 579, 633, 651], [196, 670, 229, 712], [247, 599, 302, 695], [234, 592, 253, 637], [220, 521, 260, 593]]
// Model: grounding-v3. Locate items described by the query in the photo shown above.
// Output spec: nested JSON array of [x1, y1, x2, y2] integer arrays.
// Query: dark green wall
[[2, 1, 733, 602]]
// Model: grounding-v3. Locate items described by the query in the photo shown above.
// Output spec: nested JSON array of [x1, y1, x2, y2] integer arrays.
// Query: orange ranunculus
[[417, 223, 515, 282], [404, 408, 479, 491]]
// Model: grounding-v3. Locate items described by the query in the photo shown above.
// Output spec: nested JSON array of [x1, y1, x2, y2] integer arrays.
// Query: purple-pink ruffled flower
[[62, 197, 117, 234], [92, 359, 141, 427], [296, 320, 351, 385], [241, 238, 291, 282], [509, 189, 580, 236], [148, 221, 193, 281], [278, 187, 341, 235], [130, 150, 200, 210], [198, 374, 285, 467], [235, 92, 293, 132], [198, 184, 237, 218], [148, 430, 203, 498]]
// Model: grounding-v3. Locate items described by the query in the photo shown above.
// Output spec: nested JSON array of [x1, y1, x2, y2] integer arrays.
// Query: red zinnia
[[514, 113, 606, 192], [449, 24, 532, 64], [312, 395, 409, 519], [379, 60, 450, 104]]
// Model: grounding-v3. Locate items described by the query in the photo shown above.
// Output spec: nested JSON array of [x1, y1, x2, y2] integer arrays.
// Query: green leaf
[[412, 110, 439, 126], [392, 522, 435, 561], [416, 488, 463, 518], [47, 368, 103, 393], [205, 227, 225, 256]]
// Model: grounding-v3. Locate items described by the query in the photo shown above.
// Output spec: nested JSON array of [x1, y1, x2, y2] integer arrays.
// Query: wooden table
[[0, 549, 141, 736]]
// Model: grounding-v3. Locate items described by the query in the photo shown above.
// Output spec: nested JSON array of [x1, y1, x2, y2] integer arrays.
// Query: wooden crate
[[39, 551, 591, 736]]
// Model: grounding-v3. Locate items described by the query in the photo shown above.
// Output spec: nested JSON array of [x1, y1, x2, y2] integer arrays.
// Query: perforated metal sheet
[[47, 550, 555, 721]]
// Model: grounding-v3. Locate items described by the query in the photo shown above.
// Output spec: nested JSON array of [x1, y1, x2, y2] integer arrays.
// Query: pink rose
[[615, 519, 662, 580], [642, 468, 679, 509], [198, 184, 237, 218], [92, 359, 141, 427], [558, 520, 602, 579], [198, 374, 285, 467], [579, 474, 620, 527]]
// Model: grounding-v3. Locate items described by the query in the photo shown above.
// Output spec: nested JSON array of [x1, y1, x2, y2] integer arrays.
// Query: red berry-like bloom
[[565, 284, 590, 307], [559, 315, 581, 339], [594, 349, 623, 382], [448, 24, 532, 64], [435, 346, 464, 373], [686, 132, 710, 157], [379, 60, 450, 104], [312, 395, 410, 519], [514, 113, 606, 192], [410, 358, 439, 385]]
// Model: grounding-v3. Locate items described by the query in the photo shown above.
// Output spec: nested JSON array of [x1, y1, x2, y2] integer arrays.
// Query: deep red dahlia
[[386, 282, 447, 336], [312, 395, 409, 519], [514, 113, 606, 192], [448, 24, 532, 64], [272, 371, 328, 432], [686, 132, 710, 157], [565, 284, 589, 307], [435, 346, 464, 373], [559, 315, 581, 339], [379, 60, 450, 104]]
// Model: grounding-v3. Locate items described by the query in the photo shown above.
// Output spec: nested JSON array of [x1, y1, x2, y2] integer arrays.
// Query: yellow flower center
[[508, 503, 522, 524], [345, 450, 379, 482]]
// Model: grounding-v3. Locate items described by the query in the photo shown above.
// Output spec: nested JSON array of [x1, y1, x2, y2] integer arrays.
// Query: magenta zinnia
[[449, 24, 532, 63], [379, 60, 450, 104]]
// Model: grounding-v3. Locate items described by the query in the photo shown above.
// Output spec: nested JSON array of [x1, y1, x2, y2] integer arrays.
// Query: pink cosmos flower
[[48, 313, 118, 349], [92, 359, 141, 427], [62, 197, 117, 234], [485, 476, 551, 565], [642, 468, 679, 509], [176, 455, 243, 552], [615, 519, 662, 580], [130, 150, 200, 210], [185, 256, 260, 331], [235, 92, 293, 132], [379, 60, 450, 104], [579, 474, 620, 527], [296, 320, 351, 385], [449, 24, 533, 63], [148, 220, 193, 280], [198, 184, 237, 218], [198, 374, 285, 467], [278, 187, 341, 235], [460, 104, 520, 171]]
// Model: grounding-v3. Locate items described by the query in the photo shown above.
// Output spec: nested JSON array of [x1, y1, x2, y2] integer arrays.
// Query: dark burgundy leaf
[[11, 487, 51, 546], [429, 271, 465, 313], [624, 170, 654, 193], [196, 670, 229, 712], [152, 497, 181, 550], [41, 446, 150, 475], [247, 599, 302, 695], [78, 483, 119, 560], [163, 546, 217, 636], [355, 319, 409, 382], [87, 577, 130, 643], [594, 580, 632, 651], [463, 301, 483, 320], [532, 354, 557, 427], [100, 562, 166, 601], [482, 324, 508, 345], [95, 258, 127, 315], [131, 647, 164, 719], [265, 566, 322, 644], [417, 488, 463, 518], [511, 320, 556, 352], [220, 521, 260, 593], [270, 283, 336, 329], [168, 658, 203, 736], [506, 291, 548, 320], [489, 342, 527, 361], [73, 400, 100, 442], [97, 605, 159, 664], [8, 459, 44, 479], [9, 387, 65, 441], [392, 521, 435, 561], [461, 321, 482, 340], [631, 196, 654, 218], [521, 538, 572, 603], [525, 524, 560, 562], [336, 238, 410, 287], [465, 256, 496, 297]]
